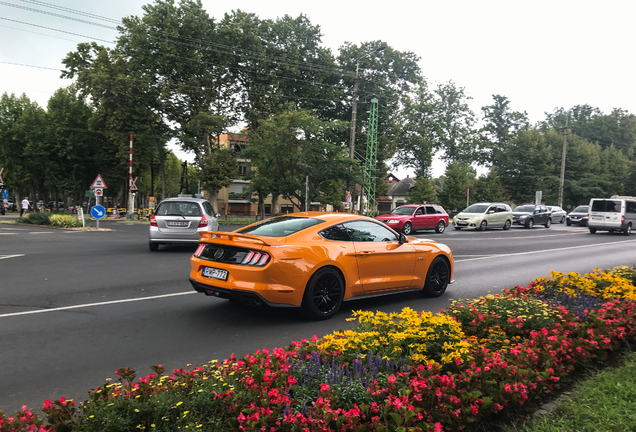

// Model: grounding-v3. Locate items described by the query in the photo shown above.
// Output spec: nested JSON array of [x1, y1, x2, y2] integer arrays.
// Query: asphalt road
[[1, 219, 635, 414]]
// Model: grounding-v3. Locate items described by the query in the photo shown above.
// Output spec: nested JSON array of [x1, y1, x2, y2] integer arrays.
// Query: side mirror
[[216, 213, 221, 218], [399, 233, 407, 244], [487, 209, 495, 214]]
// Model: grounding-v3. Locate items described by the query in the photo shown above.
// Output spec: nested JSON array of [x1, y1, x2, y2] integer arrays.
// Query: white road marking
[[0, 228, 27, 231], [440, 232, 583, 240], [455, 239, 636, 262], [0, 254, 25, 260], [0, 291, 196, 318], [28, 232, 53, 235], [0, 233, 17, 235]]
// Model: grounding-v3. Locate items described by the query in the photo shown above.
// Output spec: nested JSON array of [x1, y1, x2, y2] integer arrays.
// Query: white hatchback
[[149, 197, 219, 251]]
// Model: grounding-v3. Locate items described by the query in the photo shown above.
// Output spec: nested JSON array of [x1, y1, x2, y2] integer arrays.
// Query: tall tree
[[479, 95, 528, 166], [437, 162, 475, 213], [407, 176, 437, 204], [434, 81, 478, 164], [474, 167, 505, 203], [244, 107, 352, 211]]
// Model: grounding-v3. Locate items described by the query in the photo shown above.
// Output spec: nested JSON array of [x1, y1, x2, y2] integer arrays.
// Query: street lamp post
[[347, 45, 385, 213]]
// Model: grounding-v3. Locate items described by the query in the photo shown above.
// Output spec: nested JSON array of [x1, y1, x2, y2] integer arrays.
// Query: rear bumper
[[189, 278, 297, 307]]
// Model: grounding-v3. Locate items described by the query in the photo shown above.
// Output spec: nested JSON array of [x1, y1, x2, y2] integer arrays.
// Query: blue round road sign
[[91, 205, 106, 219]]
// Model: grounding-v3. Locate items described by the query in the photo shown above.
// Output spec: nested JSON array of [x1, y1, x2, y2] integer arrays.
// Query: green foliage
[[49, 214, 82, 228], [474, 167, 505, 202], [479, 94, 529, 166], [245, 107, 352, 210], [407, 177, 437, 204], [434, 81, 478, 164], [19, 211, 52, 225], [437, 162, 475, 213]]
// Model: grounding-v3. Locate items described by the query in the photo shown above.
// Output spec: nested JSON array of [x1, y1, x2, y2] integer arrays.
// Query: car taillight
[[150, 215, 157, 227], [198, 214, 208, 228], [622, 215, 625, 223], [241, 250, 271, 266], [194, 244, 206, 257]]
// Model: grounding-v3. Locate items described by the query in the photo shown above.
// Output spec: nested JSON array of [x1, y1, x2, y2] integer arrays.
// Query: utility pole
[[346, 45, 385, 214], [558, 123, 569, 208], [305, 175, 309, 212]]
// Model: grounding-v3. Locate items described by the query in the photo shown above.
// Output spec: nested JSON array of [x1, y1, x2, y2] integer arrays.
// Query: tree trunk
[[271, 194, 279, 215], [209, 190, 219, 214]]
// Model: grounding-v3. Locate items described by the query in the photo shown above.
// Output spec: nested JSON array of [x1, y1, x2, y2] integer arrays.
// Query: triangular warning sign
[[91, 174, 108, 189]]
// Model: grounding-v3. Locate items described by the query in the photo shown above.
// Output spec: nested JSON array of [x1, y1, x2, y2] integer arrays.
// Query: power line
[[0, 23, 105, 43], [0, 1, 118, 30], [0, 17, 114, 43], [17, 0, 120, 24], [0, 60, 60, 71]]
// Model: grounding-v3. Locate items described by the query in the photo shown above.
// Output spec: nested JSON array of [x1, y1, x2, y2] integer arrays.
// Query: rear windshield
[[238, 216, 324, 237], [591, 200, 621, 213], [572, 206, 589, 213], [155, 201, 201, 216], [462, 204, 489, 213], [515, 205, 535, 212]]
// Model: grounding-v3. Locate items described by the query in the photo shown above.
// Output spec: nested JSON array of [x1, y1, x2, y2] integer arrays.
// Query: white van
[[587, 198, 636, 235]]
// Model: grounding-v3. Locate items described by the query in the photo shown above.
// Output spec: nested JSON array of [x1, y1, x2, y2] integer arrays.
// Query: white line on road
[[0, 291, 196, 318], [440, 232, 583, 240], [455, 239, 636, 262], [0, 254, 25, 260], [0, 228, 26, 231], [0, 233, 17, 235], [28, 232, 53, 235]]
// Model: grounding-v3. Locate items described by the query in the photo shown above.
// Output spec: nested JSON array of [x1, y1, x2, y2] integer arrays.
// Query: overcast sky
[[1, 0, 635, 177]]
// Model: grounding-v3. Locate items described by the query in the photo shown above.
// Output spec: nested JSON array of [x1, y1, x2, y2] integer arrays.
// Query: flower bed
[[3, 266, 636, 432]]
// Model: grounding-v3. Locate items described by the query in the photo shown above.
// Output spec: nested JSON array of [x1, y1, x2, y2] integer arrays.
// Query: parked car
[[149, 197, 220, 251], [4, 198, 16, 211], [566, 205, 589, 226], [512, 204, 552, 228], [375, 204, 449, 235], [452, 202, 513, 231], [189, 212, 454, 320], [588, 198, 636, 235], [547, 206, 567, 223]]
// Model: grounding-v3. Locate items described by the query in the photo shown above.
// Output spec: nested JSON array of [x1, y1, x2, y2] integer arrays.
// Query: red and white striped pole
[[129, 134, 133, 219]]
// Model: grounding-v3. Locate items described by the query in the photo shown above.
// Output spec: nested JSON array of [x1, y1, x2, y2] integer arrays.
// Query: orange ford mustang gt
[[189, 212, 454, 320]]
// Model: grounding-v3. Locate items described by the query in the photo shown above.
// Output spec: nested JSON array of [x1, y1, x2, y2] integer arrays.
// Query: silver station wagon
[[149, 197, 219, 251]]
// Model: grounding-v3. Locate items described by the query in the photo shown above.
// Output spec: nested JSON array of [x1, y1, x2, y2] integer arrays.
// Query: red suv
[[375, 204, 450, 235]]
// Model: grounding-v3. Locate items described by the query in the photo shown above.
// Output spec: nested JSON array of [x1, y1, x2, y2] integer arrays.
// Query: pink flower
[[387, 375, 396, 384], [320, 383, 330, 393]]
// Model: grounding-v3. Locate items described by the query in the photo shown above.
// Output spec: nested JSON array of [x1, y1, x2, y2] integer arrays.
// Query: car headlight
[[519, 215, 528, 219], [388, 219, 400, 224]]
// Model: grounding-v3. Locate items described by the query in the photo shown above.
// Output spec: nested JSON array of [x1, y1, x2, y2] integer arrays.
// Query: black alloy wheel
[[503, 220, 511, 230], [402, 222, 413, 235], [301, 267, 344, 320], [545, 219, 552, 228], [479, 220, 487, 231], [526, 219, 534, 229], [560, 216, 565, 223], [421, 257, 450, 297], [624, 224, 632, 236], [435, 221, 446, 234]]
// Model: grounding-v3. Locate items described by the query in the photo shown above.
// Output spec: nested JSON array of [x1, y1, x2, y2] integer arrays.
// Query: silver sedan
[[547, 206, 567, 223], [149, 197, 219, 251]]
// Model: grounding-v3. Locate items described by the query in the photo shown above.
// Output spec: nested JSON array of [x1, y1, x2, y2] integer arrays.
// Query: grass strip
[[510, 351, 636, 432]]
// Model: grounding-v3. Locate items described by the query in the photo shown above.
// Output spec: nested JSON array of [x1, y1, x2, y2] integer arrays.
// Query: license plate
[[592, 216, 602, 220], [457, 222, 467, 226], [168, 221, 189, 227], [202, 267, 228, 281]]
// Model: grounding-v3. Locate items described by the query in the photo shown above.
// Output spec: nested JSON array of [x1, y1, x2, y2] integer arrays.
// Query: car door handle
[[348, 251, 374, 257]]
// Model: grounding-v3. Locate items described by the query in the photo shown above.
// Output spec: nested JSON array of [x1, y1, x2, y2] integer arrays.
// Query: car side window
[[344, 221, 399, 242], [627, 201, 636, 214], [202, 201, 215, 216], [435, 206, 445, 214], [320, 224, 351, 241], [424, 205, 436, 214], [415, 207, 424, 215]]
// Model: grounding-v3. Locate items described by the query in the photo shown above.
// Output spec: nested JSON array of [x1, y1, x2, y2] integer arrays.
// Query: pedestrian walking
[[20, 197, 32, 217]]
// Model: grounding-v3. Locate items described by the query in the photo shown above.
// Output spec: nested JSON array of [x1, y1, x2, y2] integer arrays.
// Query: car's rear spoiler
[[199, 231, 285, 247]]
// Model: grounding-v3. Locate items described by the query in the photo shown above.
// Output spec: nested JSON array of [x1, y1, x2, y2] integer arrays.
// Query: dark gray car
[[566, 205, 589, 226], [512, 204, 552, 228]]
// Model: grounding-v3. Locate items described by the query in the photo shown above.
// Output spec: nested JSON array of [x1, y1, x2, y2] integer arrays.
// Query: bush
[[18, 211, 52, 225], [49, 214, 82, 228]]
